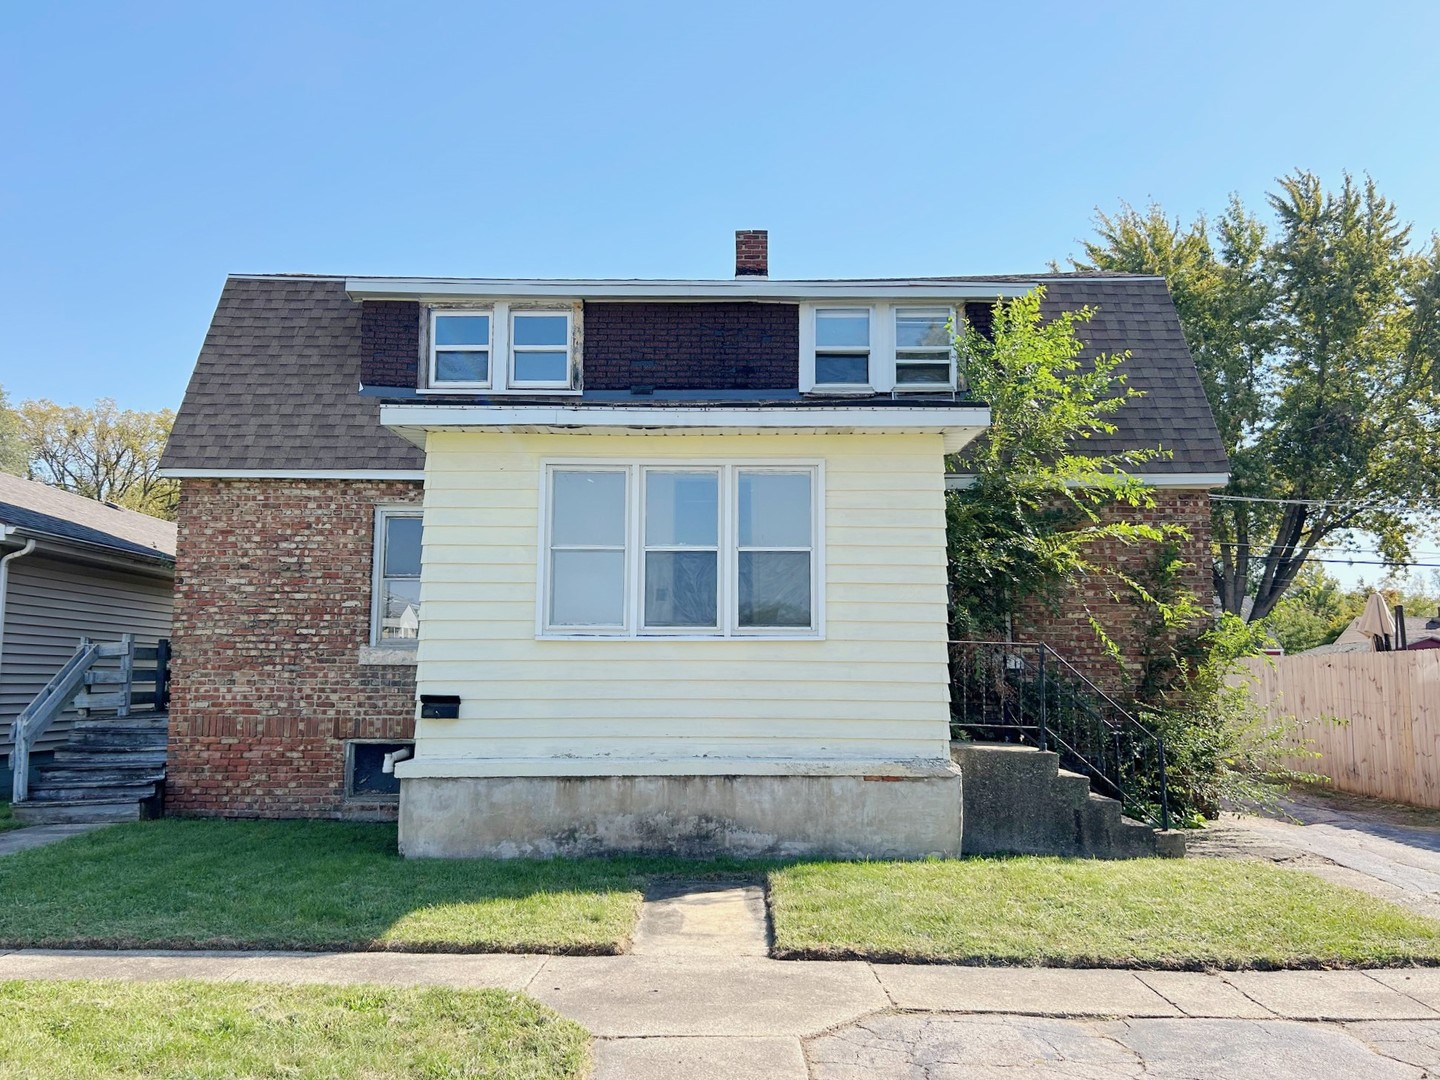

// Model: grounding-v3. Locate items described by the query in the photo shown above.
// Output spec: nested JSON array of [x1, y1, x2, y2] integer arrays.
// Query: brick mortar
[[167, 478, 422, 818], [1011, 488, 1214, 691]]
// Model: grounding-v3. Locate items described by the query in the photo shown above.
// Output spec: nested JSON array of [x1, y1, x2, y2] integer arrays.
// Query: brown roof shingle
[[161, 273, 1226, 477]]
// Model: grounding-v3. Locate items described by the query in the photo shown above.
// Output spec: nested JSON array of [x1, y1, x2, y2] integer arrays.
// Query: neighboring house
[[158, 232, 1225, 857], [0, 473, 175, 784], [1302, 610, 1440, 655]]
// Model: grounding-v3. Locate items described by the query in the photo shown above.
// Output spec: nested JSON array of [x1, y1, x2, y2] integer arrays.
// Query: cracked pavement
[[808, 1014, 1440, 1079]]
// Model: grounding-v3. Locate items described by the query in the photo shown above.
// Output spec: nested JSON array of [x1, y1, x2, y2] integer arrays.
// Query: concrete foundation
[[398, 767, 963, 859]]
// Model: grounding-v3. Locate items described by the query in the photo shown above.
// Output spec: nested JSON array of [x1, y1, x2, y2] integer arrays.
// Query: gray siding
[[1, 555, 173, 754]]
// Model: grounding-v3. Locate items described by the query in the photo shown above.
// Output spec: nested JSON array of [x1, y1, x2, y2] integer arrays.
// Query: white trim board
[[393, 756, 958, 779], [946, 471, 1230, 489], [347, 278, 1037, 302], [161, 469, 427, 480], [381, 404, 991, 454]]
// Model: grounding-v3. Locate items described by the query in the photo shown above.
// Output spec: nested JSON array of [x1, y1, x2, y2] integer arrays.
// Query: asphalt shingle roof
[[0, 472, 176, 562], [161, 273, 1227, 476]]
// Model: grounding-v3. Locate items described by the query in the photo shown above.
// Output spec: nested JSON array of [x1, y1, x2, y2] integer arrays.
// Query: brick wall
[[166, 478, 422, 818], [583, 302, 799, 390], [1011, 488, 1214, 691], [360, 301, 420, 388]]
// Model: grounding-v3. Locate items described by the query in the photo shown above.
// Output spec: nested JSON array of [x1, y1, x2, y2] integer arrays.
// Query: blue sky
[[4, 0, 1436, 414]]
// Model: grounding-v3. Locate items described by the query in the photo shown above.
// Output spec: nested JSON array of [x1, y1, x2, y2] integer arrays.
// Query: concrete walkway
[[1192, 793, 1440, 920], [0, 823, 105, 856], [8, 949, 1440, 1076]]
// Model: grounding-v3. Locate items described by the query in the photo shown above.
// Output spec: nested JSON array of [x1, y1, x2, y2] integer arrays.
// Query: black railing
[[949, 640, 1171, 831]]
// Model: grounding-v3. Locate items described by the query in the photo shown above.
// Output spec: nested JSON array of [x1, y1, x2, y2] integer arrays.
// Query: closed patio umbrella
[[1356, 591, 1397, 651]]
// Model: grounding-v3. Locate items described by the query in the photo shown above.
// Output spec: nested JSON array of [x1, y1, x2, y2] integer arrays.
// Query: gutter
[[0, 528, 38, 692]]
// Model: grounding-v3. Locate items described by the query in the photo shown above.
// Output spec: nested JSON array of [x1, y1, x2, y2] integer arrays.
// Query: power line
[[1208, 493, 1423, 514], [1211, 541, 1440, 570]]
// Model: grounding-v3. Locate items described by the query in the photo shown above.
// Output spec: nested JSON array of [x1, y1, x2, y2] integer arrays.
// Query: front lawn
[[0, 819, 721, 952], [768, 856, 1440, 969], [0, 980, 589, 1080]]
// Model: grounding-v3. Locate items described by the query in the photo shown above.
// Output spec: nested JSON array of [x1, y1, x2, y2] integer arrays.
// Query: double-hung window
[[541, 463, 820, 638], [803, 303, 957, 393], [430, 312, 491, 388], [428, 304, 576, 392], [373, 509, 423, 646], [813, 308, 872, 387], [894, 307, 955, 387]]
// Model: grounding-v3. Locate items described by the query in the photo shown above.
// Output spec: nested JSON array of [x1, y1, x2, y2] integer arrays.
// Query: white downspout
[[0, 530, 38, 682], [1, 531, 38, 791]]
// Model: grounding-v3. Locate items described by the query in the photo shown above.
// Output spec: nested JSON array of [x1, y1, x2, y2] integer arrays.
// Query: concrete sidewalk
[[5, 948, 1440, 1077]]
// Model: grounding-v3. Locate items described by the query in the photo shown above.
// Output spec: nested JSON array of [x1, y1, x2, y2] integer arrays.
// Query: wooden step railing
[[9, 635, 171, 802]]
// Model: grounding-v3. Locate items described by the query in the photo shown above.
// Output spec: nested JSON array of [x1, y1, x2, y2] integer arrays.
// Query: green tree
[[947, 288, 1198, 653], [18, 398, 178, 519], [0, 387, 25, 477], [1256, 564, 1364, 653], [1073, 171, 1440, 622]]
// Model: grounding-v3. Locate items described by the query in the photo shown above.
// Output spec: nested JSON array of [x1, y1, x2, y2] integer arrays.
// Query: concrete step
[[951, 740, 1171, 859], [11, 799, 147, 825]]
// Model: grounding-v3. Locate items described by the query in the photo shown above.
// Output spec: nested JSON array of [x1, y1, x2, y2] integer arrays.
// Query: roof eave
[[379, 403, 992, 455], [345, 278, 1037, 302]]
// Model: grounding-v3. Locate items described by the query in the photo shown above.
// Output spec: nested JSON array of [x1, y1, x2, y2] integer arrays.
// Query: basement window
[[345, 740, 413, 800]]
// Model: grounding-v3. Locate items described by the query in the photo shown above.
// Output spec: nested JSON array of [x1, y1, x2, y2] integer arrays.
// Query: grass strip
[[768, 856, 1440, 969], [0, 979, 588, 1080]]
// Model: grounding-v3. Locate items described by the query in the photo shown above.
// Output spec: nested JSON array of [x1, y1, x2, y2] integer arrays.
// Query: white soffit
[[346, 277, 1036, 302], [381, 404, 992, 454]]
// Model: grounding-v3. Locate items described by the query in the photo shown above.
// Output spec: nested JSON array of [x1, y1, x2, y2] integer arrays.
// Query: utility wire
[[1208, 493, 1422, 513]]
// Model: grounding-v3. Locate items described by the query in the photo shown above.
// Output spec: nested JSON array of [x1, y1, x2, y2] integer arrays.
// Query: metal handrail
[[949, 639, 1171, 831]]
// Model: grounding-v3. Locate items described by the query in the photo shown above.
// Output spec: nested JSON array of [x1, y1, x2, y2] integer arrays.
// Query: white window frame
[[800, 302, 959, 394], [893, 306, 959, 390], [537, 460, 824, 640], [509, 309, 575, 390], [371, 506, 423, 648], [543, 465, 630, 632], [421, 301, 580, 395], [427, 308, 493, 390], [804, 306, 875, 392]]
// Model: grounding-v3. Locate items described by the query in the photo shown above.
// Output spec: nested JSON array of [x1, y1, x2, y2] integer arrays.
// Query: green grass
[[768, 856, 1440, 969], [0, 819, 754, 953], [0, 802, 23, 832], [0, 980, 588, 1080]]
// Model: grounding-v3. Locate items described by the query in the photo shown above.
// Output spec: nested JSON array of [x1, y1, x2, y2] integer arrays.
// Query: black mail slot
[[420, 694, 461, 720]]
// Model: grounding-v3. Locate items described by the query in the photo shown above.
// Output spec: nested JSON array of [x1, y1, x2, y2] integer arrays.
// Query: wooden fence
[[1237, 650, 1440, 807]]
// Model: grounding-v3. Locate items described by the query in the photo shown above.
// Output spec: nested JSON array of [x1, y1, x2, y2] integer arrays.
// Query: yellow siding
[[409, 430, 952, 774]]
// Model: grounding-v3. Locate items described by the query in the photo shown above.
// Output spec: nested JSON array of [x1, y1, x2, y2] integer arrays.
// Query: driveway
[[1189, 789, 1440, 920]]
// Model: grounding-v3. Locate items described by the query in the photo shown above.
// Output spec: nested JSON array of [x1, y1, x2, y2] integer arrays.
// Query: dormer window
[[894, 308, 954, 387], [813, 308, 872, 387], [801, 303, 958, 394], [511, 312, 572, 388], [425, 303, 577, 394], [431, 312, 491, 387]]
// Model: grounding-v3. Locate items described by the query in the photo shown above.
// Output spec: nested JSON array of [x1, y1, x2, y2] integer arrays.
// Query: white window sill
[[535, 632, 824, 642], [357, 646, 419, 666], [804, 385, 875, 396]]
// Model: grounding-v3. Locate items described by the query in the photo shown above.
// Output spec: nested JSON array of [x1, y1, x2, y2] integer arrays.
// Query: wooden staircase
[[9, 635, 171, 826]]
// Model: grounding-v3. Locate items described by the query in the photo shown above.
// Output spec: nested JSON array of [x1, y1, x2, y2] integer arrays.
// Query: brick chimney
[[735, 229, 768, 277]]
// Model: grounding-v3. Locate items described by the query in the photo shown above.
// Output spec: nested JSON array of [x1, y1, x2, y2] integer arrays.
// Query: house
[[1302, 609, 1440, 655], [0, 473, 175, 790], [158, 232, 1225, 857]]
